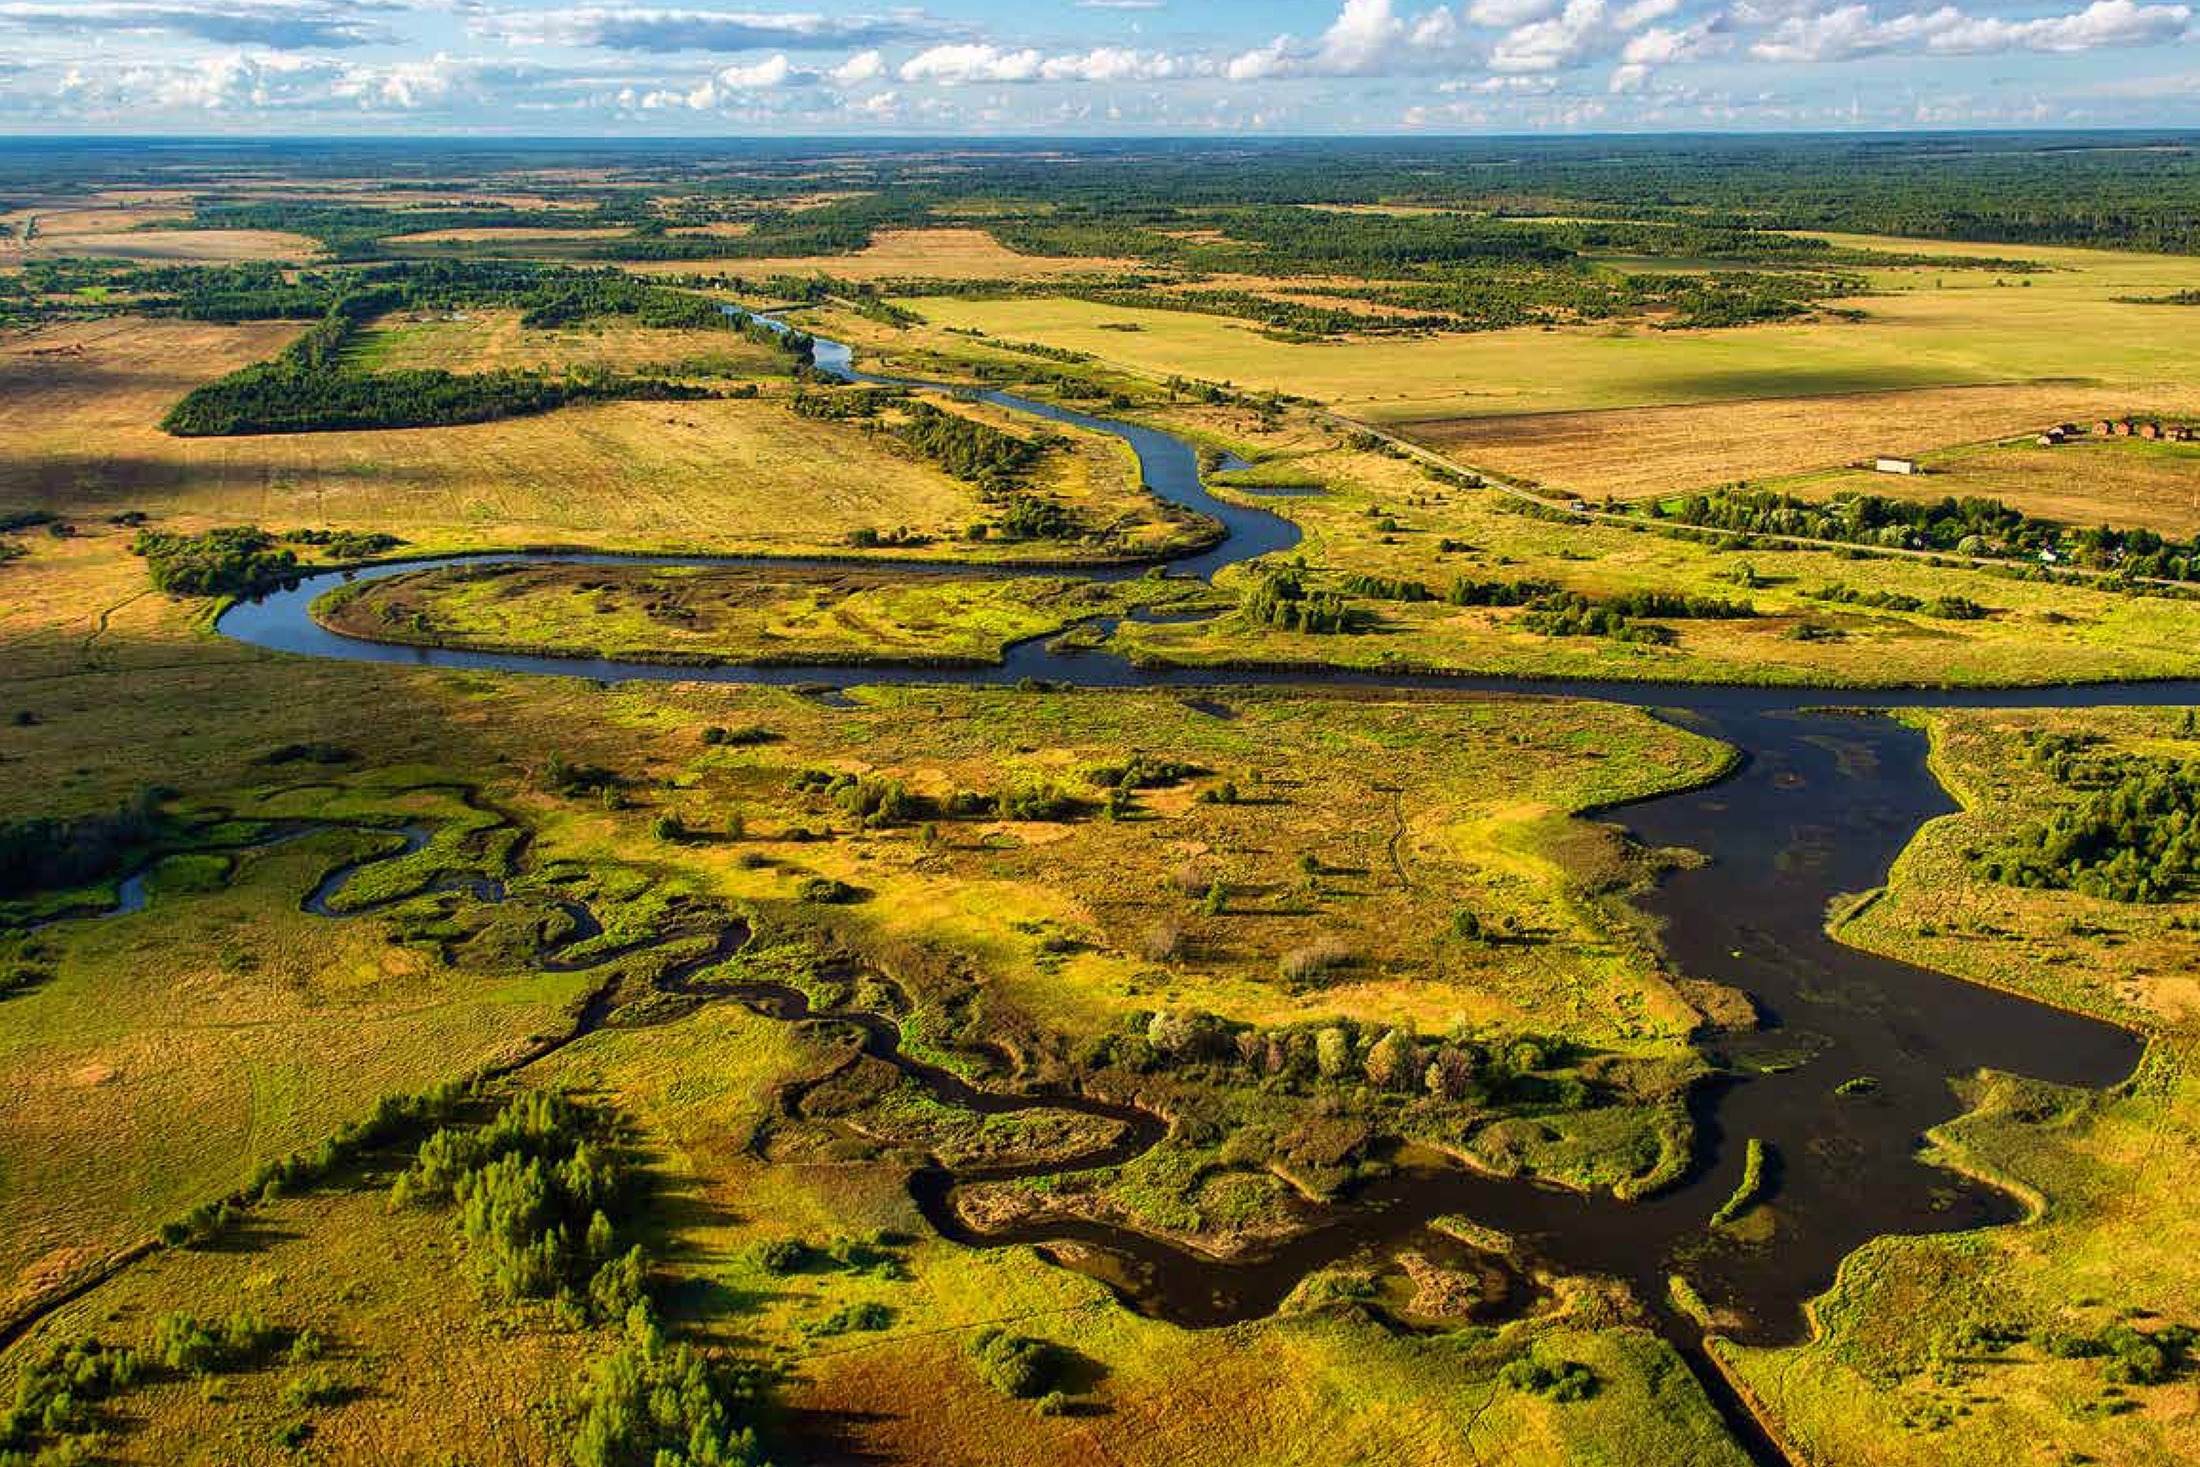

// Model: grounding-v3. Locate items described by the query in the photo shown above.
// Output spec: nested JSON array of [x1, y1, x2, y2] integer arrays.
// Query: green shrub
[[967, 1329, 1060, 1400], [1499, 1355, 1599, 1402]]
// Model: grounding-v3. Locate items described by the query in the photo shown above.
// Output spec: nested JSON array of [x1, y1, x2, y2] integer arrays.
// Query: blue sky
[[1, 0, 2195, 134]]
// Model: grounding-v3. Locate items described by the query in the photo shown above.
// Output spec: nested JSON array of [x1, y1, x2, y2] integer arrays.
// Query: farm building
[[1874, 456, 1922, 475]]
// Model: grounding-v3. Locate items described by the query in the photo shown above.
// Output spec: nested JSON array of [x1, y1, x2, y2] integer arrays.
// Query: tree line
[[1646, 485, 2200, 584]]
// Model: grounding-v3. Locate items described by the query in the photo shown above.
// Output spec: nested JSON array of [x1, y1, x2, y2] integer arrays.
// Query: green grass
[[1837, 706, 2200, 1025], [317, 563, 1208, 668], [893, 234, 2200, 423]]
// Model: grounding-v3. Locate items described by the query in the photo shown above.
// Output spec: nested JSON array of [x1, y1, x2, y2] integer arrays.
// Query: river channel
[[209, 318, 2185, 1450]]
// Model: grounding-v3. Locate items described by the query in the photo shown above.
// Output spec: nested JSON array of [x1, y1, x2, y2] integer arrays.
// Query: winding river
[[209, 317, 2195, 1455]]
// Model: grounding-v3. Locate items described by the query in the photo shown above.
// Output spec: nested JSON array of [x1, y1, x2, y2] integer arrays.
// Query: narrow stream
[[201, 316, 2192, 1453]]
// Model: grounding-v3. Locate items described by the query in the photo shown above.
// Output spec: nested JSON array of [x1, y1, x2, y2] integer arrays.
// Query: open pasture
[[345, 309, 781, 377], [894, 231, 2200, 433]]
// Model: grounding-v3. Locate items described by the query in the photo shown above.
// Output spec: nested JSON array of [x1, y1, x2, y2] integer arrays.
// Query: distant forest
[[7, 134, 2200, 253]]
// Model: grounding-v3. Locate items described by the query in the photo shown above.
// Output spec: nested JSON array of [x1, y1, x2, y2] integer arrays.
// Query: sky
[[0, 0, 2196, 135]]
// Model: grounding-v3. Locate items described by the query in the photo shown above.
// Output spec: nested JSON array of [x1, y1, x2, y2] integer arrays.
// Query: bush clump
[[1499, 1354, 1599, 1402], [966, 1329, 1061, 1401]]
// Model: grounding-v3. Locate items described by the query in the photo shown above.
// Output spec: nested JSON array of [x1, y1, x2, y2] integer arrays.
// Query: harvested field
[[1409, 383, 2200, 500], [0, 207, 321, 263], [381, 225, 633, 246], [630, 227, 1139, 281]]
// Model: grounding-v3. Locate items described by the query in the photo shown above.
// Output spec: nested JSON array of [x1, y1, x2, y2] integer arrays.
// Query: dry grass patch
[[0, 214, 320, 264], [0, 315, 1187, 559], [0, 318, 1012, 555]]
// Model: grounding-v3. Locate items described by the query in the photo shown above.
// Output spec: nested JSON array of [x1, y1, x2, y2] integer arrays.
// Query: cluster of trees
[[1499, 1355, 1600, 1402], [1445, 577, 1563, 607], [279, 527, 405, 559], [166, 359, 706, 436], [1518, 593, 1676, 645], [1802, 584, 1990, 619], [981, 204, 1872, 331], [2042, 1322, 2196, 1386], [0, 1335, 143, 1457], [41, 260, 347, 321], [1085, 755, 1206, 792], [788, 769, 921, 829], [994, 494, 1079, 541], [367, 1088, 779, 1466], [1340, 573, 1438, 602], [966, 1329, 1070, 1413], [893, 403, 1046, 491], [195, 200, 597, 258], [0, 1311, 310, 1461], [0, 790, 163, 899], [1654, 486, 2043, 554], [569, 1316, 772, 1467], [1088, 1006, 1576, 1111], [1242, 570, 1362, 634], [133, 526, 301, 596], [788, 386, 902, 421], [389, 1091, 648, 1318], [1974, 736, 2200, 903], [591, 192, 928, 263], [784, 766, 1086, 828]]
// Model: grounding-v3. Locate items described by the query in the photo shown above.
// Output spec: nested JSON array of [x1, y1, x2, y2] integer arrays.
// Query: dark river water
[[209, 317, 2188, 1453]]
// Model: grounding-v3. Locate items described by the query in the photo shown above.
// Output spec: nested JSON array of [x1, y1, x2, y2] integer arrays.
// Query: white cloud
[[1224, 36, 1298, 80], [897, 44, 1045, 84], [1491, 0, 1613, 71], [1040, 47, 1193, 81], [0, 0, 395, 50], [1752, 0, 2192, 62], [831, 48, 885, 84], [896, 42, 1195, 85], [479, 7, 949, 54], [1467, 0, 1561, 23], [717, 53, 801, 87]]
